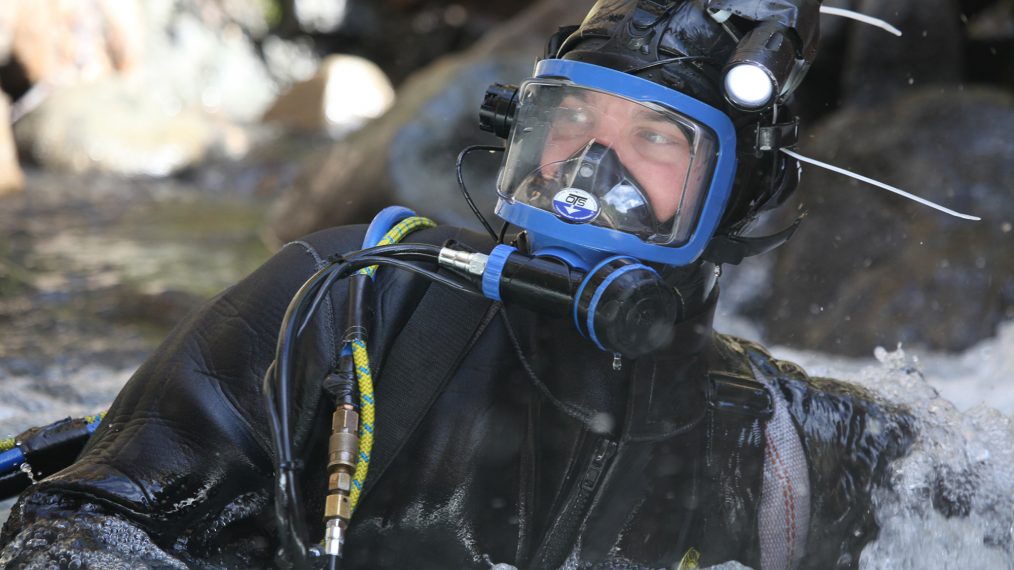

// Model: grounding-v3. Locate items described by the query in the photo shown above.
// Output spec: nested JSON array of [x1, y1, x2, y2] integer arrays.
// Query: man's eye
[[559, 108, 591, 125], [639, 129, 679, 145], [551, 107, 595, 138]]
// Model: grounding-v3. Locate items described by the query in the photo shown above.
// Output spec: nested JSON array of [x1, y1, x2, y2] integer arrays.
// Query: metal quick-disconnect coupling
[[437, 247, 489, 276], [323, 406, 359, 557]]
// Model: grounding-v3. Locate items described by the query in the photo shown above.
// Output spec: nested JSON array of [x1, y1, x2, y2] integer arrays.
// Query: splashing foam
[[860, 354, 1013, 568], [774, 336, 1014, 568]]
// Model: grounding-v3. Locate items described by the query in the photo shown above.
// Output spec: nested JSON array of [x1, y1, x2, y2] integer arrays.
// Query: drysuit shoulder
[[0, 223, 475, 566], [715, 334, 917, 569]]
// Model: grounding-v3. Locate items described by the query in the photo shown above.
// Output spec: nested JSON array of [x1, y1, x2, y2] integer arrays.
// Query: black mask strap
[[702, 215, 804, 265]]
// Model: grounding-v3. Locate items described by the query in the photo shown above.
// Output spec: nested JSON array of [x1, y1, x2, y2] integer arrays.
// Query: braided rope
[[349, 338, 374, 512], [348, 215, 435, 513], [358, 216, 437, 279]]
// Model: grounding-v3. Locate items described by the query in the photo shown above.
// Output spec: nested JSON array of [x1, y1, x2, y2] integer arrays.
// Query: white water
[[770, 334, 1014, 569]]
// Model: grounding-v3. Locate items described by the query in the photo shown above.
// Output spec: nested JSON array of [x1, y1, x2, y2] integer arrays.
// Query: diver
[[2, 0, 943, 568]]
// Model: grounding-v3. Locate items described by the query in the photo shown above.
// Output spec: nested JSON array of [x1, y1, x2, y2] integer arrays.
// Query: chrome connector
[[323, 518, 346, 557], [438, 248, 489, 276]]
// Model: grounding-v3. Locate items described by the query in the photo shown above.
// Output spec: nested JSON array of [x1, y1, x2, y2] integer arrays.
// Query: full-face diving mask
[[495, 59, 738, 268], [450, 59, 741, 357]]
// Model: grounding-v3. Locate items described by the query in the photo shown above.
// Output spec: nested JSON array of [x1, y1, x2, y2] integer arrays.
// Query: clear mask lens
[[499, 83, 718, 245]]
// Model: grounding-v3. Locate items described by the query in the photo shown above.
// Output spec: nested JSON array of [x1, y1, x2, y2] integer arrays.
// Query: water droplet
[[589, 412, 615, 434], [19, 461, 37, 484]]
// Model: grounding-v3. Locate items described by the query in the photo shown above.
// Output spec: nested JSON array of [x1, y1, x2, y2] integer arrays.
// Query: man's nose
[[591, 130, 635, 166], [590, 125, 621, 150]]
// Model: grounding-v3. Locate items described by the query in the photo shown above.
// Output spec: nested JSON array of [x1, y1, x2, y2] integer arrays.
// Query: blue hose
[[0, 414, 105, 477], [362, 206, 417, 250], [0, 447, 22, 473]]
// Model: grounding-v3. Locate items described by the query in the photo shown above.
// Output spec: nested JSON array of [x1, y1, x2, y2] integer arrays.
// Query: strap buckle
[[755, 117, 800, 153], [707, 373, 774, 420]]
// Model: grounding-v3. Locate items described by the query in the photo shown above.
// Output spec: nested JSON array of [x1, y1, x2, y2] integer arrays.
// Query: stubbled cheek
[[642, 167, 689, 221]]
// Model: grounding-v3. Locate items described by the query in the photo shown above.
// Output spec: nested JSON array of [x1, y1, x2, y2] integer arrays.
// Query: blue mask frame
[[495, 59, 738, 268]]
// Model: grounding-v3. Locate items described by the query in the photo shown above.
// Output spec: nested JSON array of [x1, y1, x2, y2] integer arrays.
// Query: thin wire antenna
[[781, 148, 980, 221], [820, 6, 903, 36]]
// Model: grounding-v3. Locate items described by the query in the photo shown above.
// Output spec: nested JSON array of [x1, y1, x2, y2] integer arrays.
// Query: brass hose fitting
[[323, 405, 359, 558]]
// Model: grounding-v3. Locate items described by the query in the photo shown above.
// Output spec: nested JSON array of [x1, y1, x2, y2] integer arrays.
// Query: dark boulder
[[266, 0, 593, 245], [749, 86, 1014, 355], [840, 0, 964, 106]]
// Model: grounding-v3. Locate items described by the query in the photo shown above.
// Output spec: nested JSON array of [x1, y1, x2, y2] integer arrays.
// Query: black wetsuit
[[0, 225, 914, 569]]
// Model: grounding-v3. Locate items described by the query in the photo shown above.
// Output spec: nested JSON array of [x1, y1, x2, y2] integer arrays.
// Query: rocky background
[[0, 0, 1013, 548], [0, 0, 541, 434]]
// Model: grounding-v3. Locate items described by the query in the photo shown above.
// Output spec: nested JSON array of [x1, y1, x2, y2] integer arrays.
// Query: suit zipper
[[529, 437, 618, 569]]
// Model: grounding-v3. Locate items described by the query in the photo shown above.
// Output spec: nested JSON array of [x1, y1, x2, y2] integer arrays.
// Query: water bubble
[[24, 538, 48, 549], [589, 412, 614, 434]]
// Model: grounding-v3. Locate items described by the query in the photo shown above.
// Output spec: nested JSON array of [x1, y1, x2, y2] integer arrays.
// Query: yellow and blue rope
[[348, 215, 435, 513], [357, 216, 436, 279], [348, 338, 374, 512]]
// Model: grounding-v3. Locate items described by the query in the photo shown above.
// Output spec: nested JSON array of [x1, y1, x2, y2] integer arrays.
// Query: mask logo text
[[552, 189, 599, 223]]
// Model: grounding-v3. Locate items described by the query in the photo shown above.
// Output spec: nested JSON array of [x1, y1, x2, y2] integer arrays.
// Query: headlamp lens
[[723, 63, 775, 109]]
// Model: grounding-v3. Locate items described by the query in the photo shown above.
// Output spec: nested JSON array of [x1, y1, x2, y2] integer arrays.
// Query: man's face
[[539, 91, 695, 222]]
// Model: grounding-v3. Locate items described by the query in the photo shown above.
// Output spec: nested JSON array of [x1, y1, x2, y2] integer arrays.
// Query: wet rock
[[262, 54, 395, 137], [0, 0, 143, 88], [13, 76, 229, 176], [0, 3, 15, 64], [289, 0, 348, 33], [286, 0, 535, 86], [750, 86, 1014, 355], [0, 511, 188, 569], [966, 0, 1014, 41], [964, 0, 1014, 92], [841, 0, 963, 106], [267, 0, 593, 244], [260, 35, 320, 87], [793, 0, 1009, 122], [2, 0, 293, 176], [931, 465, 976, 518], [0, 93, 22, 195], [139, 1, 279, 123]]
